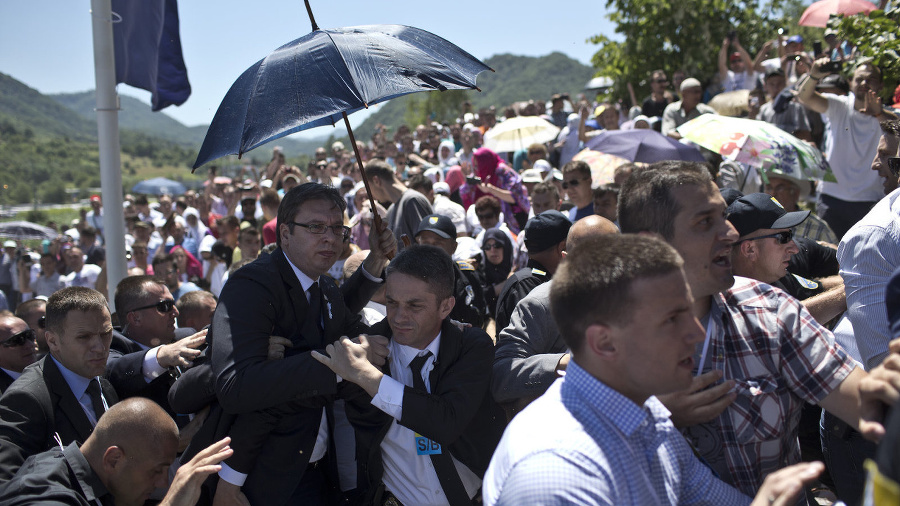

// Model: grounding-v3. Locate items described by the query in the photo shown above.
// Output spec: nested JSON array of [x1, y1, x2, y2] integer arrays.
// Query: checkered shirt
[[483, 362, 751, 505], [793, 211, 838, 244], [683, 277, 856, 497]]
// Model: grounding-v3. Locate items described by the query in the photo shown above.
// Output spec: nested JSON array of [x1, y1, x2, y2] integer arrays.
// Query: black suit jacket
[[0, 370, 15, 396], [183, 248, 377, 506], [106, 331, 180, 422], [0, 356, 118, 481], [345, 319, 507, 504]]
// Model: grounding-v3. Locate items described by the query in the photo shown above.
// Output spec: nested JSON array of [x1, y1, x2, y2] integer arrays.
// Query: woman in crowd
[[461, 147, 530, 233], [481, 228, 514, 318]]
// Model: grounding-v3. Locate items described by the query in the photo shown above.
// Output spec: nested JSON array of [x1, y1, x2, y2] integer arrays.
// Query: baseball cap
[[726, 193, 809, 237], [765, 68, 785, 81], [416, 214, 456, 240], [523, 210, 572, 253], [433, 182, 451, 195], [786, 35, 803, 45], [521, 169, 544, 184], [730, 52, 742, 62], [89, 195, 101, 203], [3, 240, 15, 248]]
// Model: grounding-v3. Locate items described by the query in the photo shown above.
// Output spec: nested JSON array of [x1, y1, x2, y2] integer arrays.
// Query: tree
[[830, 6, 900, 102], [588, 0, 804, 107], [404, 90, 470, 128]]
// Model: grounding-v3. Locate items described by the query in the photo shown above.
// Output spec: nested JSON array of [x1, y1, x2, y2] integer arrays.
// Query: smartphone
[[466, 175, 482, 185], [820, 60, 843, 73], [813, 41, 823, 57], [727, 30, 737, 42]]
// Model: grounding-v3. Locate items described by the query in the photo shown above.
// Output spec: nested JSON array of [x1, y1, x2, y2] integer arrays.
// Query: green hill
[[51, 90, 328, 158], [352, 52, 596, 140], [0, 73, 95, 141]]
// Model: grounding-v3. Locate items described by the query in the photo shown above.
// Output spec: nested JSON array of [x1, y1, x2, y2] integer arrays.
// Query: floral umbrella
[[572, 148, 633, 186], [676, 115, 835, 183]]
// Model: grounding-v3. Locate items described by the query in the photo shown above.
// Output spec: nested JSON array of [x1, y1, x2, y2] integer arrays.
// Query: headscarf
[[466, 147, 506, 206], [481, 228, 513, 285], [183, 208, 209, 242], [171, 245, 203, 280], [445, 166, 466, 195], [437, 140, 458, 167]]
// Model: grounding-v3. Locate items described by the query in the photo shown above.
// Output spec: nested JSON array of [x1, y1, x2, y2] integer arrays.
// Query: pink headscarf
[[473, 147, 503, 184], [445, 166, 466, 194]]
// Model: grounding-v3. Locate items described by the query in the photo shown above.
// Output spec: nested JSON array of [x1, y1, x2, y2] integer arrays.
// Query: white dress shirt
[[372, 335, 481, 506]]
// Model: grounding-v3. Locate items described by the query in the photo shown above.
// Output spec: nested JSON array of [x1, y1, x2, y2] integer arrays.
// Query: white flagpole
[[89, 0, 127, 311]]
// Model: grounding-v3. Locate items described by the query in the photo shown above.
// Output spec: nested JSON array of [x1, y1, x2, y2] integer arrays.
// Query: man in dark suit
[[314, 245, 507, 506], [0, 312, 37, 394], [0, 287, 118, 481], [187, 183, 394, 506], [107, 276, 206, 418], [0, 397, 233, 506]]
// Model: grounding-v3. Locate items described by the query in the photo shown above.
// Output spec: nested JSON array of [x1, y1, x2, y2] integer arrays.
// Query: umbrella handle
[[343, 112, 394, 260]]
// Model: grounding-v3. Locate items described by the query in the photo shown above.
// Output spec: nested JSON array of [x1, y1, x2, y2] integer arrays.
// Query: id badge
[[414, 432, 442, 455]]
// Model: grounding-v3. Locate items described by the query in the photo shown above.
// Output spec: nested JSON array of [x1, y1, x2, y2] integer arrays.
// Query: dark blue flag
[[112, 0, 190, 111]]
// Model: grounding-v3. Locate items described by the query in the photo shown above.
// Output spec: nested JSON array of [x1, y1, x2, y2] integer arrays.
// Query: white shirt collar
[[392, 331, 442, 370], [282, 251, 317, 292]]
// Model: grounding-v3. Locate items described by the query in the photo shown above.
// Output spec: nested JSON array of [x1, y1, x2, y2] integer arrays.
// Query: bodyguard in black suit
[[106, 275, 206, 427], [184, 183, 395, 506], [0, 313, 37, 395], [0, 287, 117, 481], [314, 245, 507, 506]]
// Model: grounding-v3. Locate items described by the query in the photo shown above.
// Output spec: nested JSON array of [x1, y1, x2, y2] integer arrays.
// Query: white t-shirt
[[61, 264, 102, 289], [723, 70, 758, 92], [820, 93, 883, 202]]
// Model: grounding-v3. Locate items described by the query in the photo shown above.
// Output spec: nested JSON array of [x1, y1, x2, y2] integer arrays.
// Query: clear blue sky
[[0, 0, 615, 138]]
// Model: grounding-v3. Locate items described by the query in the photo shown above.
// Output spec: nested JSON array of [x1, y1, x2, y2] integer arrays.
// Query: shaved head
[[566, 215, 619, 253]]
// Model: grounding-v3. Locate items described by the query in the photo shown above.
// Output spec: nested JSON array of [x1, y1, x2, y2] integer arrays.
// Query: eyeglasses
[[888, 157, 900, 178], [483, 242, 503, 251], [562, 178, 588, 190], [130, 299, 176, 314], [288, 222, 351, 240], [737, 230, 793, 245], [1, 329, 35, 348]]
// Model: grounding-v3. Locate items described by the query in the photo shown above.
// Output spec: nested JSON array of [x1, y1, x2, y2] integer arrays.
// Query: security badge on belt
[[414, 432, 442, 455]]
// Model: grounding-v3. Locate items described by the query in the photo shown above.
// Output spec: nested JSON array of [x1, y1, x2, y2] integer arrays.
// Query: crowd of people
[[1, 23, 900, 506]]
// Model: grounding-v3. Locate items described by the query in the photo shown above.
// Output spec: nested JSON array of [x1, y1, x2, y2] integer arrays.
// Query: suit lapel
[[274, 249, 316, 347], [430, 320, 460, 392], [43, 358, 95, 441]]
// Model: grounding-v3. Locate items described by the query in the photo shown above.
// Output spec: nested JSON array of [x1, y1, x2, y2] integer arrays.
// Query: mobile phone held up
[[820, 60, 842, 74]]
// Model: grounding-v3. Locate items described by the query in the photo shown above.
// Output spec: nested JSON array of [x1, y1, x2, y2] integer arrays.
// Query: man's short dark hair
[[881, 119, 900, 137], [474, 195, 501, 217], [239, 227, 260, 241], [562, 160, 591, 179], [81, 227, 97, 238], [385, 245, 454, 300], [15, 298, 45, 320], [531, 181, 559, 201], [45, 287, 109, 334], [259, 188, 280, 209], [618, 161, 713, 240], [364, 159, 396, 185], [176, 290, 217, 328], [551, 234, 683, 353], [151, 252, 174, 270], [133, 195, 149, 206], [216, 215, 240, 232], [276, 183, 347, 248], [407, 174, 433, 194], [593, 184, 620, 200], [114, 275, 165, 316]]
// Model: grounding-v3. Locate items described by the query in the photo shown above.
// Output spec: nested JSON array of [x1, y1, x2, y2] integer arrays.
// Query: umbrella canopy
[[193, 23, 491, 168], [676, 115, 835, 182], [584, 129, 706, 164], [571, 149, 632, 186], [132, 177, 187, 196], [0, 221, 57, 241], [483, 116, 561, 153], [799, 0, 877, 27], [708, 90, 750, 117], [585, 76, 614, 91]]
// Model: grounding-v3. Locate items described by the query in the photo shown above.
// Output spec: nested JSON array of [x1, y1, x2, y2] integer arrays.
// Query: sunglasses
[[888, 157, 900, 178], [1, 329, 35, 348], [483, 242, 503, 251], [737, 230, 793, 245], [562, 178, 587, 190], [130, 299, 176, 314]]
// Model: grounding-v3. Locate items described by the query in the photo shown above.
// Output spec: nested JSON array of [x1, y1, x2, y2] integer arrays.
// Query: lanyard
[[696, 317, 716, 376]]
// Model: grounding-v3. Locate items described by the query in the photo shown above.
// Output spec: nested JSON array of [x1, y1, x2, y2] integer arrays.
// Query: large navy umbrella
[[584, 129, 706, 164], [132, 177, 187, 196], [193, 2, 492, 169]]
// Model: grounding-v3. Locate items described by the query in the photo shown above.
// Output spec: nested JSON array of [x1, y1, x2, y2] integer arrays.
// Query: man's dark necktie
[[306, 281, 324, 344], [85, 378, 105, 424], [409, 352, 472, 506]]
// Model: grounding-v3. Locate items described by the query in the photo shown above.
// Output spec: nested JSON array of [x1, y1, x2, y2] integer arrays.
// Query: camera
[[466, 175, 482, 185], [727, 30, 737, 42], [820, 60, 842, 73]]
